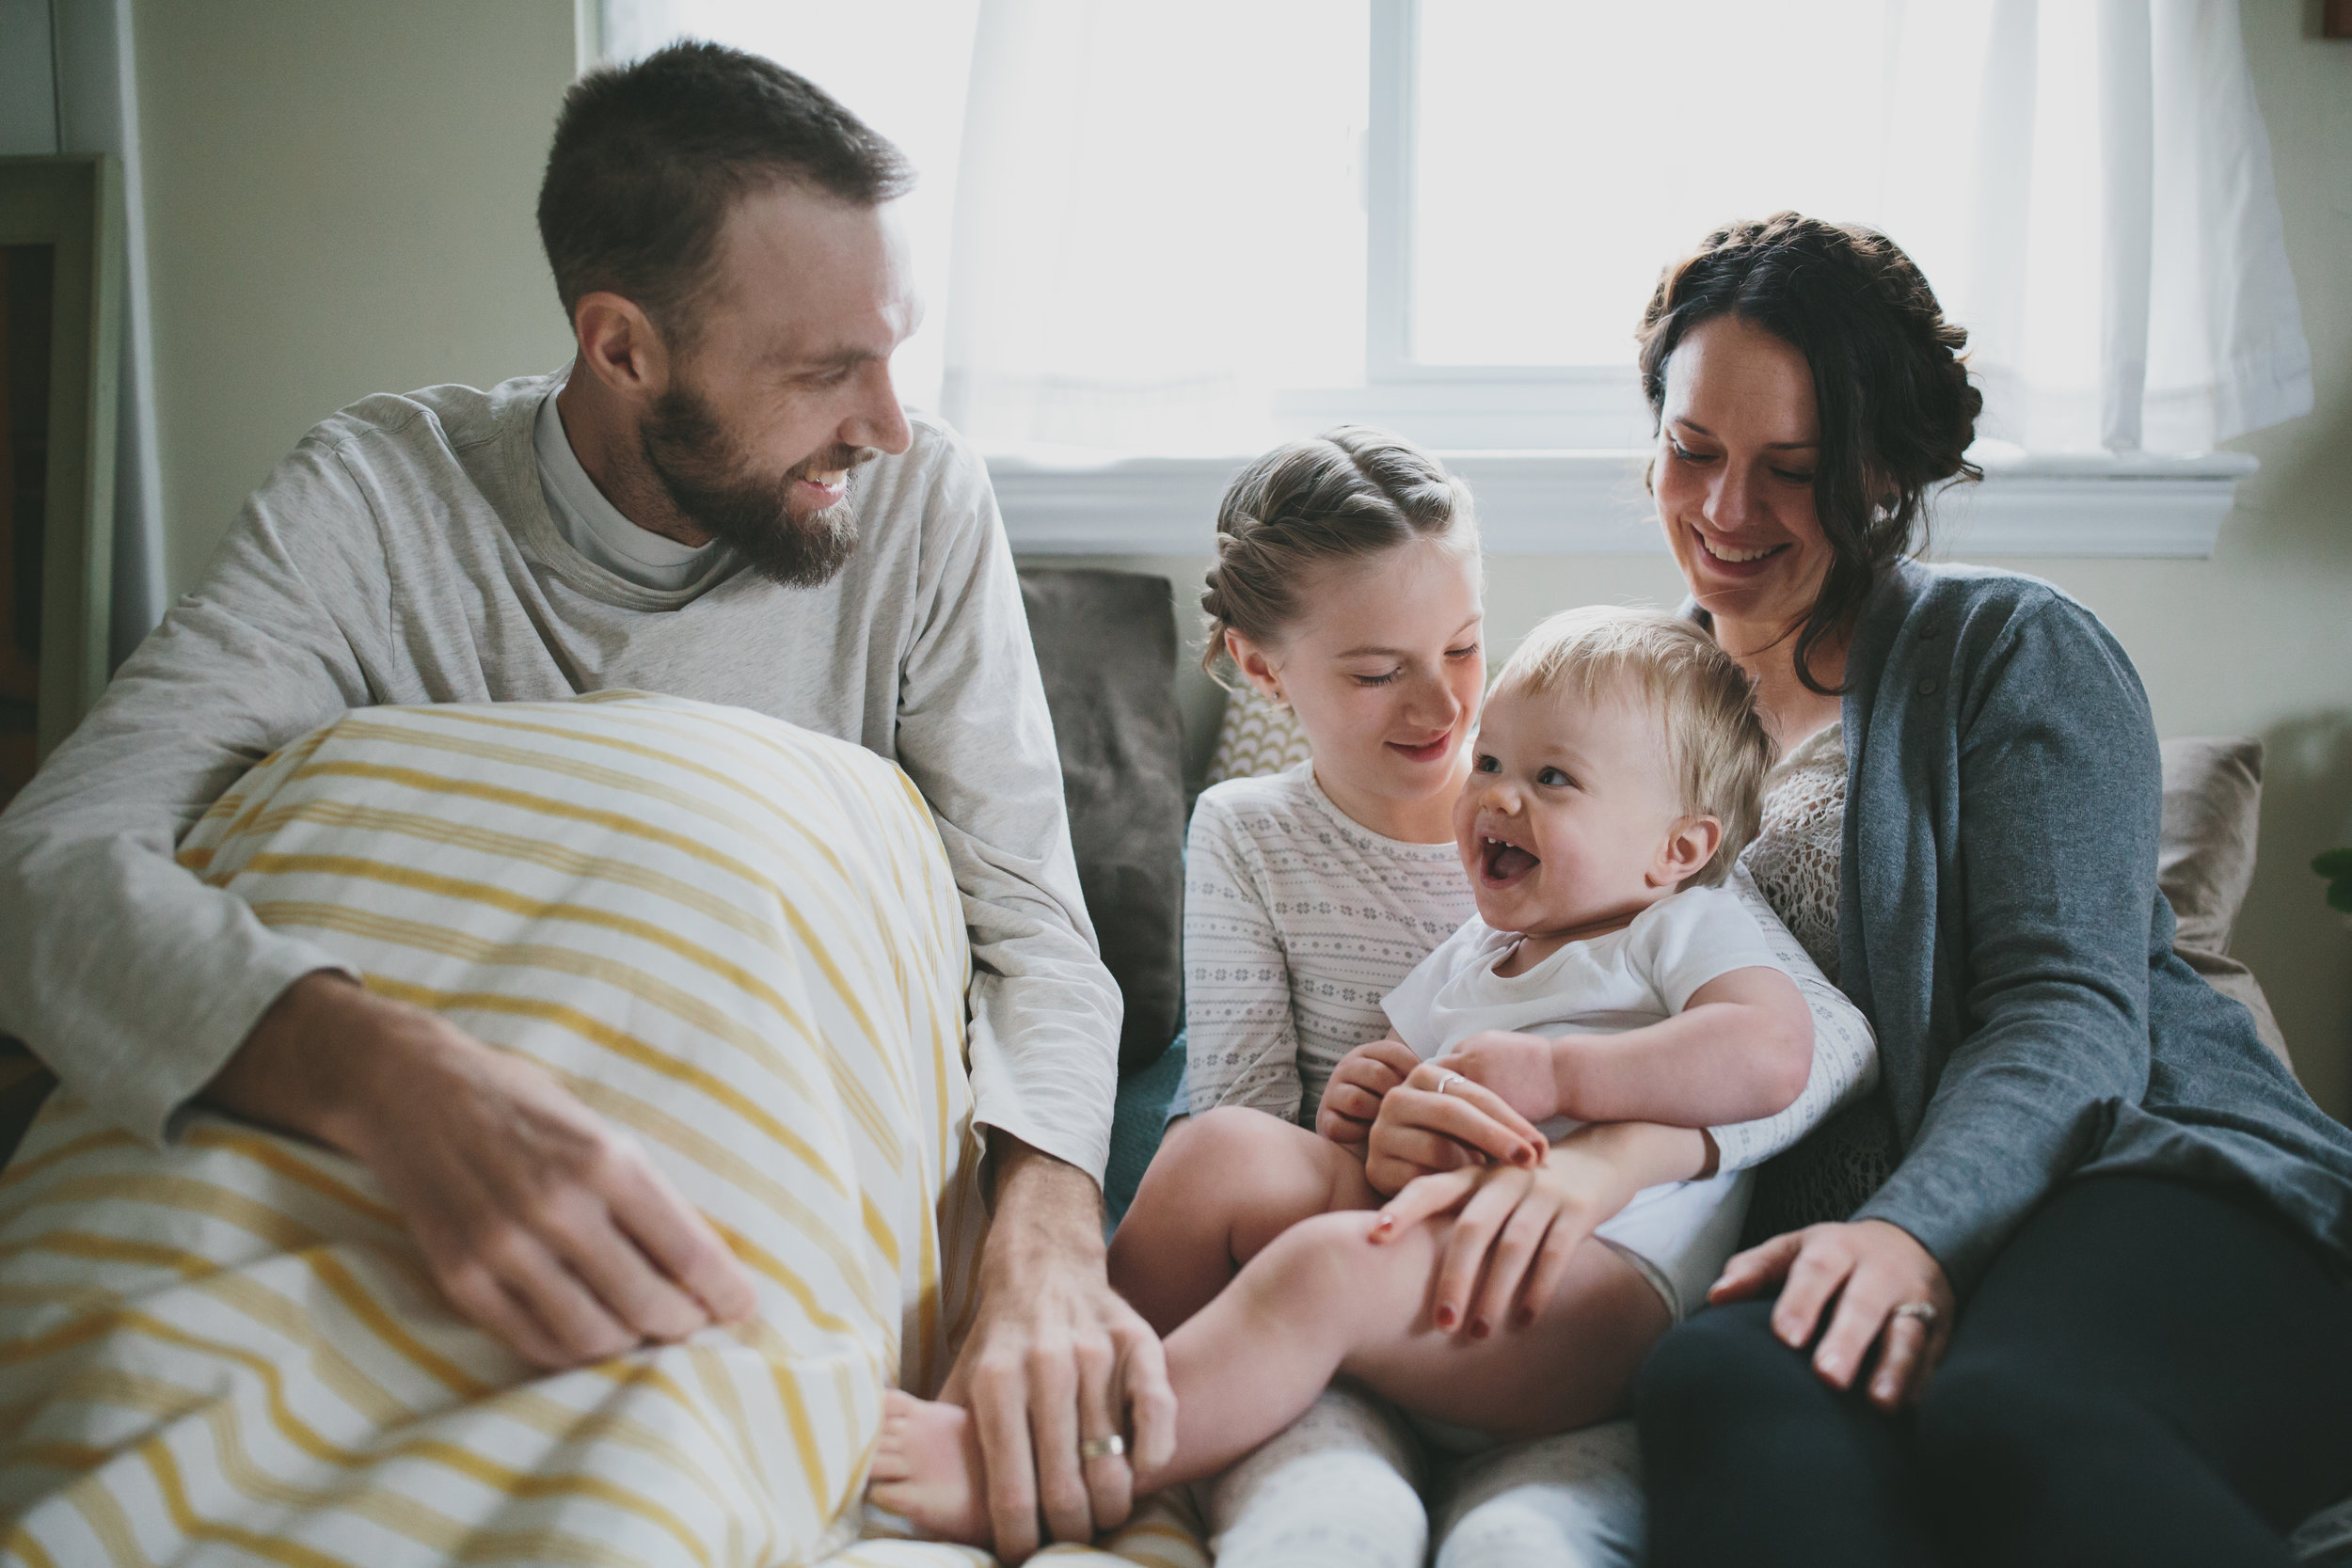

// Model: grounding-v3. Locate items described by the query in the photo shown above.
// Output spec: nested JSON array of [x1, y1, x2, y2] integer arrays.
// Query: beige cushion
[[1204, 683, 1314, 785], [2159, 735, 2291, 1068]]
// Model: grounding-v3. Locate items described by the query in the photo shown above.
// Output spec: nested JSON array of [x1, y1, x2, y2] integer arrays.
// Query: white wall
[[129, 3, 2352, 1116], [134, 0, 577, 596]]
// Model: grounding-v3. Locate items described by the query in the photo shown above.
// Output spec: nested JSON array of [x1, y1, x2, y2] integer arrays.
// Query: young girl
[[872, 430, 1877, 1566]]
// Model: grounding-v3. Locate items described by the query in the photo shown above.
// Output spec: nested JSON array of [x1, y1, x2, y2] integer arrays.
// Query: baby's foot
[[867, 1389, 992, 1546]]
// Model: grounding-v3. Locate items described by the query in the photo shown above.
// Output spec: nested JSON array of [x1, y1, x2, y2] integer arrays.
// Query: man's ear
[[1226, 629, 1288, 707], [571, 291, 671, 404], [1653, 815, 1723, 888]]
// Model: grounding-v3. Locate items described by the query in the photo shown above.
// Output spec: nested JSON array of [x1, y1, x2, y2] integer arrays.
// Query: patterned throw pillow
[[1203, 684, 1313, 785]]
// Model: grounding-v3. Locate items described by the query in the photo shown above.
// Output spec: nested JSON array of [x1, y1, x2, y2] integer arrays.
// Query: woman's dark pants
[[1637, 1176, 2352, 1567]]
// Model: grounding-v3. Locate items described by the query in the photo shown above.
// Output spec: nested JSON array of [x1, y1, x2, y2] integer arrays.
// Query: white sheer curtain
[[599, 0, 2309, 459], [1868, 0, 2311, 456]]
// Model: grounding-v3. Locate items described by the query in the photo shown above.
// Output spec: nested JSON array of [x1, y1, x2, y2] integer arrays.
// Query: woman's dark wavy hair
[[1637, 213, 1982, 694]]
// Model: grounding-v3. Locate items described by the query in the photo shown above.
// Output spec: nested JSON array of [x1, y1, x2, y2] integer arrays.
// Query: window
[[605, 0, 2302, 553]]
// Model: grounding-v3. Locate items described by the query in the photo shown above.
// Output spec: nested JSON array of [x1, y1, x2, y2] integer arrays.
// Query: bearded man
[[0, 42, 1168, 1560]]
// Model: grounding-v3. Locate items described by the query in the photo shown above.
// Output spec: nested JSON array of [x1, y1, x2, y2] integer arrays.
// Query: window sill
[[989, 448, 2257, 559]]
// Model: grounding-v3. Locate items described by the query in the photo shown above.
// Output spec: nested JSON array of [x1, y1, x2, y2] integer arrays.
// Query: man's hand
[[1362, 1059, 1547, 1196], [1708, 1219, 1957, 1412], [207, 973, 758, 1368], [1314, 1037, 1422, 1148], [940, 1137, 1175, 1561]]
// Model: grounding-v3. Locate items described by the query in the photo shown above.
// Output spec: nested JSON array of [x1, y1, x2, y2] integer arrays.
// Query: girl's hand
[[1367, 1134, 1642, 1337], [1436, 1029, 1565, 1123], [1709, 1220, 1957, 1413], [1315, 1037, 1424, 1148], [1363, 1060, 1547, 1196]]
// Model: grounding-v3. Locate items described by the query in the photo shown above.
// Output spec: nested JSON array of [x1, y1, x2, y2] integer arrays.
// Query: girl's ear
[[1226, 628, 1287, 706], [1652, 816, 1723, 888]]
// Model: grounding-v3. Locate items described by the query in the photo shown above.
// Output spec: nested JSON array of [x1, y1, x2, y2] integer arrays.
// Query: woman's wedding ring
[[1891, 1301, 1939, 1326], [1434, 1069, 1465, 1096], [1078, 1434, 1126, 1463]]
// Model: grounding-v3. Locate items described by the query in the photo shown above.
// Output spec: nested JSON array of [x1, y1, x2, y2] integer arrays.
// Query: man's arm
[[0, 428, 756, 1365], [0, 438, 380, 1136], [937, 1137, 1177, 1561], [884, 429, 1168, 1557]]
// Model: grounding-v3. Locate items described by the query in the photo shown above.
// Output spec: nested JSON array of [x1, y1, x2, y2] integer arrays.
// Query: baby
[[869, 607, 1820, 1543]]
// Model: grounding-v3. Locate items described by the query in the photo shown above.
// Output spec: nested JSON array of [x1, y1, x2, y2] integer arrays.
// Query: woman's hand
[[1709, 1219, 1957, 1412], [1361, 1160, 1587, 1338], [1368, 1121, 1694, 1337], [1315, 1037, 1424, 1148], [1363, 1059, 1547, 1196]]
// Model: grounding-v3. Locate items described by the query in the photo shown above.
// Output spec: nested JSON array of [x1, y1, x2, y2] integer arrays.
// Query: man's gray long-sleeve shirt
[[0, 372, 1123, 1179]]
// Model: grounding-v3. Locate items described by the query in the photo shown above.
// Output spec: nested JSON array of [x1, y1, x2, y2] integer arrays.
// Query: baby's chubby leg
[[872, 1205, 1666, 1548], [873, 1203, 1444, 1546], [1108, 1106, 1379, 1334], [1166, 1211, 1670, 1481], [870, 1110, 1377, 1546]]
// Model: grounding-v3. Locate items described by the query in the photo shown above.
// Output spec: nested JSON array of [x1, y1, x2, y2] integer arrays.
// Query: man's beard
[[638, 384, 874, 589]]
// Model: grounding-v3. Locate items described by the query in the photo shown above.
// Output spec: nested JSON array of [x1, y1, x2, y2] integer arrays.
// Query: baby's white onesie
[[1381, 883, 1792, 1324]]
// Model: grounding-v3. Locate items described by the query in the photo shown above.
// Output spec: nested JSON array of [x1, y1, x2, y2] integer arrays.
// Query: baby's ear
[[1655, 816, 1723, 887]]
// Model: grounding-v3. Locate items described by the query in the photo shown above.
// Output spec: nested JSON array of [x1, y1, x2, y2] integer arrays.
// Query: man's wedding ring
[[1891, 1301, 1939, 1326], [1434, 1069, 1465, 1096], [1078, 1434, 1126, 1462]]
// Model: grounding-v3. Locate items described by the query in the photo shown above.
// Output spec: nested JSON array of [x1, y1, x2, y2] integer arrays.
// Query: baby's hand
[[1316, 1037, 1422, 1148], [1440, 1030, 1563, 1123]]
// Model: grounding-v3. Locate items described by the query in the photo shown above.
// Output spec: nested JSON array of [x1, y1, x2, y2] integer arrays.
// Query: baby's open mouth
[[1480, 835, 1539, 887]]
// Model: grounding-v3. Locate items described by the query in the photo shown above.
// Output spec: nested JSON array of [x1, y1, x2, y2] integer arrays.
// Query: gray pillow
[[1018, 568, 1186, 1078]]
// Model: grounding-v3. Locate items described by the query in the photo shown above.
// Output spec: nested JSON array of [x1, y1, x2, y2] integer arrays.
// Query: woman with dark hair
[[1366, 213, 2352, 1565]]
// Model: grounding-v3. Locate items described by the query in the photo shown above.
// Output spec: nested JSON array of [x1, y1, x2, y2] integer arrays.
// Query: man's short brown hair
[[535, 41, 914, 341]]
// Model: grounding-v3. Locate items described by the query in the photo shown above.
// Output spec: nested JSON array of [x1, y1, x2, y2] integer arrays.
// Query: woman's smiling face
[[1653, 314, 1832, 637]]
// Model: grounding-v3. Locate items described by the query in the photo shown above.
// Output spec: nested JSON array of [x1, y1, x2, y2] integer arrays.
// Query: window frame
[[961, 0, 2254, 556]]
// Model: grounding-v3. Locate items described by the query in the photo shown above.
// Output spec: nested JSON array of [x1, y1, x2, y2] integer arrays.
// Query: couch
[[1011, 565, 2350, 1566]]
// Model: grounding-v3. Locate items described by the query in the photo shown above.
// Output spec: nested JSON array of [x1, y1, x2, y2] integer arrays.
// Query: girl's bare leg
[[1107, 1105, 1378, 1334], [871, 1207, 1669, 1546]]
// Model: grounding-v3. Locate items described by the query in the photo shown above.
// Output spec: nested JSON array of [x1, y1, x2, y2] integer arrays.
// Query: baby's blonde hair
[[1491, 606, 1773, 887]]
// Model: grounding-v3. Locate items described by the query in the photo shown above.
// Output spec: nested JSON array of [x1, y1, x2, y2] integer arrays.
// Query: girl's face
[[1228, 538, 1486, 839], [1652, 314, 1833, 639]]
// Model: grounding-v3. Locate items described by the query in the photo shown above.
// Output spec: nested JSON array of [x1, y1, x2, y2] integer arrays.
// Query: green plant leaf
[[2314, 847, 2352, 879], [2330, 879, 2352, 916]]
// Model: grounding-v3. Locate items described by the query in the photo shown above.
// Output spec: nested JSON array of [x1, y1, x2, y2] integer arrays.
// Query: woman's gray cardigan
[[1831, 559, 2352, 1294]]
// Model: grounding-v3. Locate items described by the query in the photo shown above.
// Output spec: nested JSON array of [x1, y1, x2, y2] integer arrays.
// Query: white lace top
[[1735, 720, 1906, 1237], [1741, 722, 1848, 980]]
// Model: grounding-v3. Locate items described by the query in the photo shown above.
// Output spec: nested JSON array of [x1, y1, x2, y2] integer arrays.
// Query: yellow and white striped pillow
[[0, 693, 1207, 1568], [0, 693, 994, 1566]]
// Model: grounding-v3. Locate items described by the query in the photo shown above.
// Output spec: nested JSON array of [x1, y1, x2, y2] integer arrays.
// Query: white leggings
[[1200, 1382, 1643, 1568]]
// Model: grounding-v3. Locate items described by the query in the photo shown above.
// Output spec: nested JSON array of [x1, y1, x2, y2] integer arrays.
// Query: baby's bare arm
[[1560, 966, 1812, 1124], [1443, 965, 1812, 1130]]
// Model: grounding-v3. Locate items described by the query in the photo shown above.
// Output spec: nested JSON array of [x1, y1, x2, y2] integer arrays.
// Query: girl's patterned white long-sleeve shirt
[[1182, 760, 1878, 1171]]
